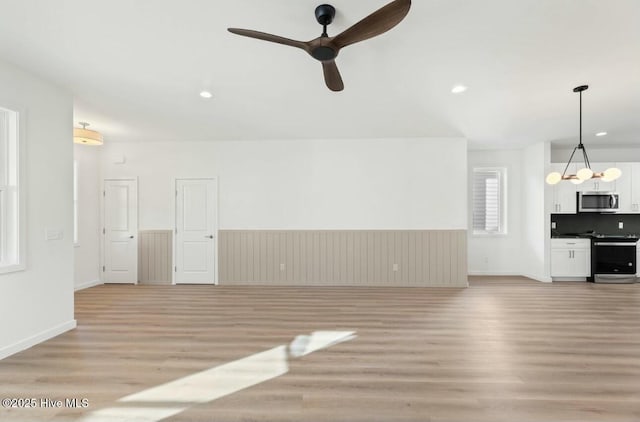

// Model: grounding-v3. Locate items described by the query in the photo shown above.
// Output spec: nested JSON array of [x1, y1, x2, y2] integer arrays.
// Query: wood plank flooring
[[1, 277, 640, 421]]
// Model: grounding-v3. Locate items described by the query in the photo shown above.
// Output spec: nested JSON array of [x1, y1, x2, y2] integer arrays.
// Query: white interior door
[[175, 178, 217, 284], [103, 179, 138, 284]]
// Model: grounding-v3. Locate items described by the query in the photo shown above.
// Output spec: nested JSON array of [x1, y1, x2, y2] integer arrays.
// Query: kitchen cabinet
[[610, 162, 640, 213], [549, 163, 577, 214], [551, 238, 591, 277], [576, 162, 617, 192], [630, 163, 640, 213], [616, 163, 633, 213]]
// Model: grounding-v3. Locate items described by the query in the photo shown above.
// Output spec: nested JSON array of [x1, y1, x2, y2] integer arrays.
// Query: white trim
[[0, 105, 27, 273], [0, 320, 77, 361], [0, 263, 26, 274], [468, 271, 522, 276], [522, 272, 553, 283], [74, 278, 103, 291]]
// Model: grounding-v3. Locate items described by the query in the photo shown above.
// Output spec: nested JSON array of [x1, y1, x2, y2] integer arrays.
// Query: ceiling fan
[[228, 0, 411, 92]]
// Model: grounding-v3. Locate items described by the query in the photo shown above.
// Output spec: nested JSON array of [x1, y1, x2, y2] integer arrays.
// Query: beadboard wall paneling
[[219, 230, 467, 287], [138, 230, 172, 284]]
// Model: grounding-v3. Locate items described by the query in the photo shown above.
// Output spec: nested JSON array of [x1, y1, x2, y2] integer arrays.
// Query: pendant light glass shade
[[546, 172, 562, 185], [576, 167, 594, 180], [601, 167, 622, 182], [545, 85, 620, 185], [73, 122, 103, 145]]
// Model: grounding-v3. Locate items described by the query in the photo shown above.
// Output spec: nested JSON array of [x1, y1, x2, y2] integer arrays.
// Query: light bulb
[[546, 172, 562, 185], [576, 168, 594, 180], [601, 167, 621, 182], [569, 177, 584, 185]]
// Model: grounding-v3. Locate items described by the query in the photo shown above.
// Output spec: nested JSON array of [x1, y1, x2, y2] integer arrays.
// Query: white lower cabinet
[[551, 239, 591, 277]]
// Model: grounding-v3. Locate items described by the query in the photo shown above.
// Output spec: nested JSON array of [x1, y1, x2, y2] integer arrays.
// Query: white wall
[[551, 146, 640, 163], [521, 142, 552, 282], [73, 144, 101, 290], [0, 59, 75, 359], [468, 149, 522, 275], [101, 138, 468, 230]]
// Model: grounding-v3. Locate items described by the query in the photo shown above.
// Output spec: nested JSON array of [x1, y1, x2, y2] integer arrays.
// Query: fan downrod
[[311, 4, 338, 61]]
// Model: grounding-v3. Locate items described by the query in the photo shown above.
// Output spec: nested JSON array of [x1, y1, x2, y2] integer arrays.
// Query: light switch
[[619, 221, 624, 229], [551, 222, 557, 229]]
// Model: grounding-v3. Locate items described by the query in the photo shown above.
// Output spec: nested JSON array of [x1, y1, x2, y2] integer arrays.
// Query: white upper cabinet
[[615, 163, 633, 213], [549, 163, 577, 214], [576, 162, 617, 192], [630, 163, 640, 213]]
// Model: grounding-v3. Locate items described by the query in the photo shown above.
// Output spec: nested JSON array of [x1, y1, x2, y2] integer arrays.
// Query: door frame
[[101, 177, 139, 284], [172, 177, 219, 285]]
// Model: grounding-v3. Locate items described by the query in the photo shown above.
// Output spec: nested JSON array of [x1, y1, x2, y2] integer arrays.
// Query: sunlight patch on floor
[[76, 331, 356, 422]]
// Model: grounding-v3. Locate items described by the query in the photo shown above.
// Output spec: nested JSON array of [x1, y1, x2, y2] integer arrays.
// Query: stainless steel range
[[590, 234, 638, 283]]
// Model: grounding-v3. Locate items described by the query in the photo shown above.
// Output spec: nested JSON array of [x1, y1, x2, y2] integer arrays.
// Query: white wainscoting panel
[[219, 230, 467, 287]]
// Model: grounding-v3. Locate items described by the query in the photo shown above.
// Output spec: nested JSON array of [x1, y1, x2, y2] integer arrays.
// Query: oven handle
[[594, 242, 638, 246]]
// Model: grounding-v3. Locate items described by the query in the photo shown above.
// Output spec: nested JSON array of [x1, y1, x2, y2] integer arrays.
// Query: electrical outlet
[[279, 263, 285, 271], [619, 221, 624, 229], [392, 263, 398, 272]]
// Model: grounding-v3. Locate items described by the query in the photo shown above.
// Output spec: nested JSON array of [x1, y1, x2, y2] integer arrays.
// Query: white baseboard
[[468, 271, 521, 276], [468, 271, 553, 283], [0, 320, 77, 361], [522, 272, 553, 283], [75, 279, 103, 291]]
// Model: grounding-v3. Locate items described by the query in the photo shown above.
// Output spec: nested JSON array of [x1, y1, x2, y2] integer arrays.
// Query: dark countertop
[[552, 233, 640, 240]]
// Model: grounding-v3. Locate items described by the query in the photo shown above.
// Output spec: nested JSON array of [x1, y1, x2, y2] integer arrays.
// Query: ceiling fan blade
[[322, 61, 344, 92], [228, 28, 309, 52], [332, 0, 411, 49]]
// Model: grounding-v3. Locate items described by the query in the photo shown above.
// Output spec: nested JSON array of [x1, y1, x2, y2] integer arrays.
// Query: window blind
[[472, 168, 505, 234]]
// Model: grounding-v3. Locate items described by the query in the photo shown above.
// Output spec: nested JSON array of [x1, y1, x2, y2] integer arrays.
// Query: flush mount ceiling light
[[545, 85, 620, 185], [73, 122, 103, 146], [199, 90, 213, 99], [595, 131, 607, 137], [451, 85, 467, 94]]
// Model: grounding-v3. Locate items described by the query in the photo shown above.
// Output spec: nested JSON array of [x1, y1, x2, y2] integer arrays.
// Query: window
[[0, 106, 23, 273], [73, 160, 78, 245], [472, 167, 507, 235]]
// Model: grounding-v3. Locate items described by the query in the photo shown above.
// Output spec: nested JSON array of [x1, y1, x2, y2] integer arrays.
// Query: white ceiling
[[0, 0, 638, 149]]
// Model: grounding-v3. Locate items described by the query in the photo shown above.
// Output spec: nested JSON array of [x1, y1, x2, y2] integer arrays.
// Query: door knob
[[129, 235, 134, 239], [205, 235, 213, 239]]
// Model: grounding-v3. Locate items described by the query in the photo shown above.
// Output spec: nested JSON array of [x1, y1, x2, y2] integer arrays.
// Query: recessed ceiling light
[[199, 90, 213, 99], [451, 85, 468, 94], [595, 131, 607, 137]]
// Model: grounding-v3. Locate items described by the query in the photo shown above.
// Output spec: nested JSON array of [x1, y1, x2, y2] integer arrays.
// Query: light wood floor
[[1, 277, 640, 421]]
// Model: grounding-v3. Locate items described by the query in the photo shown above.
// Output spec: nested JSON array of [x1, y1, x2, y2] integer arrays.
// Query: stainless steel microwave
[[578, 192, 619, 213]]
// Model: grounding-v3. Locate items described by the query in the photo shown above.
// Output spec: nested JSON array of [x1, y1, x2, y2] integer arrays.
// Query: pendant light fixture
[[546, 85, 620, 185], [73, 122, 103, 146]]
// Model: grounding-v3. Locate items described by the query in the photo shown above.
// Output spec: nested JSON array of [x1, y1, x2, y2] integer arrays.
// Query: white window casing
[[0, 106, 25, 274]]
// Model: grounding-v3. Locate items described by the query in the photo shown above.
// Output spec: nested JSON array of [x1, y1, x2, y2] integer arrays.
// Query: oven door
[[593, 242, 636, 275]]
